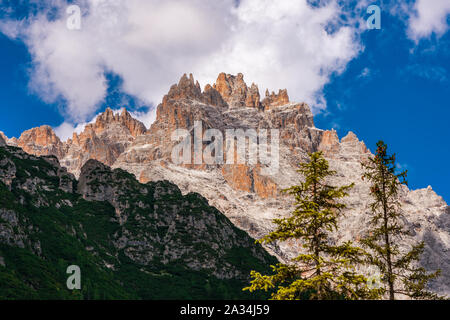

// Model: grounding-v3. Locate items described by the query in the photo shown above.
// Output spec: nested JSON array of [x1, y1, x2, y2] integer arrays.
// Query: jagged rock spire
[[162, 72, 290, 110]]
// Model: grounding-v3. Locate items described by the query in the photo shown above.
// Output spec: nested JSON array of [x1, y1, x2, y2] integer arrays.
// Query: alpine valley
[[1, 73, 449, 299]]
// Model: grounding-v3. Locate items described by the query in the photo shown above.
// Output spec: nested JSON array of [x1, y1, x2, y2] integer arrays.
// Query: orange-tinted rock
[[0, 131, 8, 146], [163, 73, 203, 105], [262, 89, 290, 110], [318, 129, 340, 156], [139, 170, 151, 184], [93, 107, 147, 138], [203, 84, 227, 108], [341, 131, 359, 144], [341, 131, 369, 157], [318, 130, 369, 160], [253, 167, 278, 199], [245, 83, 261, 108], [214, 73, 234, 103], [222, 164, 277, 199], [213, 73, 261, 109], [17, 125, 64, 158], [268, 102, 318, 153], [222, 164, 253, 193]]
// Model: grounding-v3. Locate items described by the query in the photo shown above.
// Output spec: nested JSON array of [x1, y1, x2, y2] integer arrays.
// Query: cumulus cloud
[[130, 109, 157, 129], [1, 0, 364, 131], [196, 0, 362, 112], [407, 0, 450, 41]]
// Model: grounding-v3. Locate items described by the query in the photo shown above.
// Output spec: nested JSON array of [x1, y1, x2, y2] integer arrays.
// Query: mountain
[[2, 72, 449, 296], [0, 144, 276, 299], [2, 108, 147, 178]]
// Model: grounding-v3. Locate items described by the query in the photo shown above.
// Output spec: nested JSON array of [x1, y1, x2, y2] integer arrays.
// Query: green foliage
[[361, 141, 443, 300], [244, 152, 378, 300]]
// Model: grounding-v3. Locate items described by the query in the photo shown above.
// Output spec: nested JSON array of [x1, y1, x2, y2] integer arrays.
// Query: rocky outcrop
[[92, 107, 147, 138], [17, 125, 65, 158], [0, 131, 18, 147], [0, 154, 16, 190], [0, 145, 75, 205], [318, 129, 340, 156], [222, 165, 277, 199], [164, 73, 203, 103], [212, 72, 288, 110], [203, 84, 228, 108], [262, 89, 290, 110], [11, 108, 147, 178], [213, 73, 262, 109], [61, 108, 146, 177], [319, 130, 370, 161]]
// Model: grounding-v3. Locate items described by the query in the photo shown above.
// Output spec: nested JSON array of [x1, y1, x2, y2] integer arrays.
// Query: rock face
[[213, 73, 263, 109], [1, 108, 147, 178], [5, 72, 450, 295], [0, 144, 276, 299], [17, 125, 65, 158], [262, 89, 290, 110], [60, 108, 147, 177], [0, 131, 17, 147]]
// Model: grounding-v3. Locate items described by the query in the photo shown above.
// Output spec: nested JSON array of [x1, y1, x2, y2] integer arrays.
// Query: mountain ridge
[[0, 143, 276, 299], [1, 72, 449, 295]]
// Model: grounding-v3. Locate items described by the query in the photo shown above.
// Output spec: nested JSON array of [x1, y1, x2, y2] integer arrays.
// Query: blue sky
[[0, 0, 449, 202], [315, 7, 450, 202]]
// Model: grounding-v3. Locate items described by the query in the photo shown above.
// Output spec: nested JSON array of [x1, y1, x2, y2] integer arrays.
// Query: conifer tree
[[361, 141, 442, 300], [244, 152, 379, 300]]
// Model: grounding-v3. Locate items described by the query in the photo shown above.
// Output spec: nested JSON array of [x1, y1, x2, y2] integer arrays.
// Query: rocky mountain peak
[[59, 108, 147, 177], [318, 129, 340, 156], [213, 72, 255, 108], [17, 125, 64, 158], [318, 129, 369, 160], [0, 131, 18, 147], [341, 131, 359, 143], [163, 73, 203, 104], [161, 72, 291, 111], [6, 105, 146, 177], [211, 72, 290, 109], [262, 89, 290, 110], [89, 107, 147, 138]]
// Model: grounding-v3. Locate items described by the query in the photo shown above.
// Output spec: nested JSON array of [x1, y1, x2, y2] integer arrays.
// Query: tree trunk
[[381, 167, 395, 300]]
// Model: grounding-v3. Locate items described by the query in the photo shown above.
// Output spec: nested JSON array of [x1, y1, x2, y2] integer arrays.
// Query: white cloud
[[196, 0, 362, 112], [130, 109, 156, 129], [54, 120, 91, 142], [1, 0, 363, 129], [407, 0, 450, 41]]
